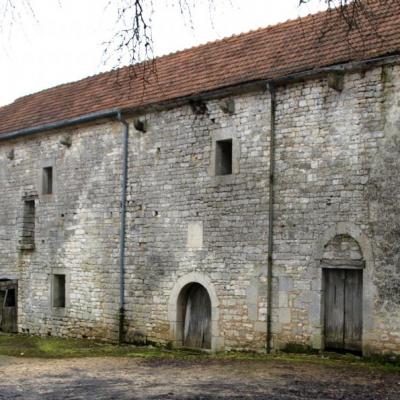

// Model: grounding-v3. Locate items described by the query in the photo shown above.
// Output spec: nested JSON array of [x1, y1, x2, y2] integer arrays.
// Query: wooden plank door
[[0, 290, 5, 330], [324, 269, 346, 350], [0, 284, 18, 333], [183, 284, 211, 349], [324, 269, 363, 352], [344, 270, 363, 351]]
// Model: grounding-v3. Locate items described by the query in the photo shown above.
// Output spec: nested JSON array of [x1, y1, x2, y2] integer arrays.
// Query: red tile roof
[[0, 0, 399, 136]]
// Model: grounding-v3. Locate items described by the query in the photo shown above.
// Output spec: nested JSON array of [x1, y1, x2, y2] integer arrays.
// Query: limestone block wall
[[0, 91, 273, 350], [0, 63, 400, 355], [272, 64, 400, 355], [123, 92, 271, 350], [0, 121, 123, 340]]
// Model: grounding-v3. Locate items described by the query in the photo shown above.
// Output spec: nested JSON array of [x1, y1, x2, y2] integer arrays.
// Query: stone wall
[[0, 63, 400, 355], [273, 64, 400, 355], [122, 92, 271, 350], [0, 121, 123, 340]]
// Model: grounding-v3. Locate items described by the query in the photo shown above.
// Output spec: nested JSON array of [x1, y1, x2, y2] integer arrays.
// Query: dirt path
[[0, 356, 399, 399]]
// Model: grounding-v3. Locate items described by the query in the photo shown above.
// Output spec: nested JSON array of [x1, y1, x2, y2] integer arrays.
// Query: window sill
[[18, 244, 35, 251], [40, 194, 53, 201], [52, 307, 67, 317], [213, 174, 235, 185]]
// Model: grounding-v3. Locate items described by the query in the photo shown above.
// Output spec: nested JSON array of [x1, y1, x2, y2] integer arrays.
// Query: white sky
[[0, 0, 327, 107]]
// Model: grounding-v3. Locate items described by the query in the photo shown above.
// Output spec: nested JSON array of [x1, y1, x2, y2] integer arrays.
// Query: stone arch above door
[[313, 222, 373, 265], [0, 275, 18, 281], [321, 234, 365, 269], [168, 272, 222, 352]]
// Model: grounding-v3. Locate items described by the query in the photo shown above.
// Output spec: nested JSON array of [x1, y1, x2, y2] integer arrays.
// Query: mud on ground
[[0, 356, 399, 399]]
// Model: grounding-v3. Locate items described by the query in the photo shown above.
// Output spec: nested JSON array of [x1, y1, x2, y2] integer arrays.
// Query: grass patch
[[280, 342, 319, 355], [0, 333, 399, 373], [0, 333, 211, 360]]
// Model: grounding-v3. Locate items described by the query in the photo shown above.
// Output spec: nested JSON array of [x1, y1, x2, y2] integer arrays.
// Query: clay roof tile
[[0, 0, 399, 136]]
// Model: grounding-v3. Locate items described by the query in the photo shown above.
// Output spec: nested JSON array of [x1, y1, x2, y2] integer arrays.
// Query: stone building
[[0, 1, 400, 356]]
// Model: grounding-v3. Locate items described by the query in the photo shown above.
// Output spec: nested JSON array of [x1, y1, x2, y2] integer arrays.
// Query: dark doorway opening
[[179, 283, 211, 349], [0, 279, 18, 333], [324, 269, 363, 354]]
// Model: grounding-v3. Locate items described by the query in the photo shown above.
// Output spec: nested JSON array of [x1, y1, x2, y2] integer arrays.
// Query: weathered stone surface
[[273, 65, 400, 355], [0, 64, 400, 355]]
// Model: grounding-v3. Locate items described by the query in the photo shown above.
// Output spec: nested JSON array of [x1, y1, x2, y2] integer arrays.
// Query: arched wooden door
[[322, 235, 364, 353], [324, 268, 363, 352], [182, 283, 211, 349]]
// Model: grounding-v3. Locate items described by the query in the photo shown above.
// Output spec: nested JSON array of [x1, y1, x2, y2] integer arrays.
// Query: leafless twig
[[0, 0, 36, 34]]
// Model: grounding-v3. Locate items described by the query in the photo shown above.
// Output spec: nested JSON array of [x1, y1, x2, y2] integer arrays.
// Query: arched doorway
[[322, 234, 364, 353], [168, 272, 222, 351], [178, 283, 211, 349]]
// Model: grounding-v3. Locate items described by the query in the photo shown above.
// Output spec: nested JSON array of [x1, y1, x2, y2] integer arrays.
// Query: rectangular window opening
[[42, 166, 53, 195], [20, 199, 35, 250], [215, 139, 233, 176], [53, 274, 66, 308]]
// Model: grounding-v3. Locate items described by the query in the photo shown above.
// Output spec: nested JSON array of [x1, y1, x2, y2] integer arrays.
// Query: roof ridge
[[1, 0, 398, 137], [3, 7, 330, 108], [5, 68, 116, 106], [156, 11, 324, 58], [3, 0, 388, 109]]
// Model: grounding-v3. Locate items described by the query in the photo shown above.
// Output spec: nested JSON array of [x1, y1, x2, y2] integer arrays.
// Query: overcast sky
[[0, 0, 326, 107]]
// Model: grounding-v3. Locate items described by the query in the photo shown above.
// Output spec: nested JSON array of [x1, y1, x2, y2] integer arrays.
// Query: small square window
[[52, 274, 65, 308], [42, 167, 53, 195], [215, 139, 232, 176]]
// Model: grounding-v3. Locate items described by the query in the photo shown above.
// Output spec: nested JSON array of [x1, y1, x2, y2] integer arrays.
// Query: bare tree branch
[[102, 0, 227, 97], [299, 0, 400, 33], [102, 0, 223, 69], [298, 0, 400, 57], [2, 0, 398, 93], [0, 0, 36, 34]]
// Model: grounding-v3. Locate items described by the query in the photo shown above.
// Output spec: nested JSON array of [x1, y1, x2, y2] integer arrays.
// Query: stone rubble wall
[[273, 65, 400, 355], [0, 64, 399, 355], [123, 93, 271, 350], [0, 122, 123, 340]]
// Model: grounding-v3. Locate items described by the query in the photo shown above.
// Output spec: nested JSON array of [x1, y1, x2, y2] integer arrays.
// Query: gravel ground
[[0, 356, 399, 399]]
